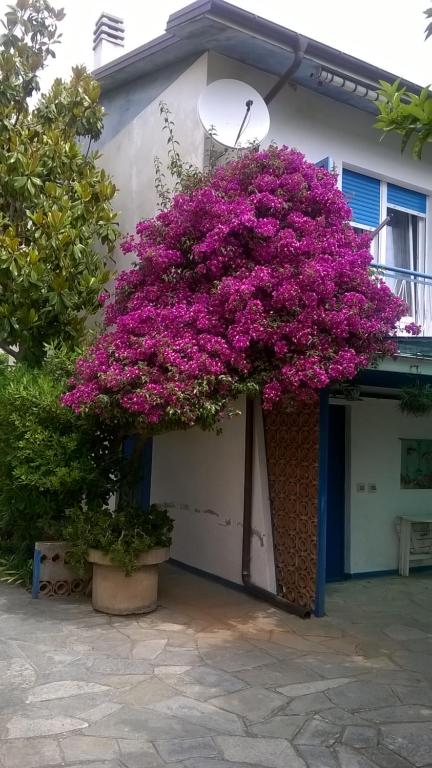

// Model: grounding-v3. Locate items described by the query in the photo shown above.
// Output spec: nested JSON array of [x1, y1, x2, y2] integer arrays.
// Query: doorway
[[326, 405, 346, 581]]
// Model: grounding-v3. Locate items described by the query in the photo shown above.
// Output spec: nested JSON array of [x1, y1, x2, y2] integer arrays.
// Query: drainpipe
[[241, 398, 311, 619], [264, 34, 309, 105]]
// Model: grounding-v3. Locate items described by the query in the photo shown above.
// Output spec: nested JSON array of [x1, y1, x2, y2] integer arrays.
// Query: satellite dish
[[198, 79, 270, 149]]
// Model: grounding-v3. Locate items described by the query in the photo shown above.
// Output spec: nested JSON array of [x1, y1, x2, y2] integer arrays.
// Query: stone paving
[[1, 565, 432, 768]]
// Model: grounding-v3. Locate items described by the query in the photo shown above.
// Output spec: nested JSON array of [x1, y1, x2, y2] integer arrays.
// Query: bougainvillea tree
[[62, 146, 416, 431]]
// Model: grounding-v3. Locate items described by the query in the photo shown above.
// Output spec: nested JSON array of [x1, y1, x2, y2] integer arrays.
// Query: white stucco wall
[[150, 398, 276, 589], [251, 400, 277, 592], [100, 54, 208, 272], [348, 399, 432, 574], [150, 404, 246, 585], [208, 52, 432, 191]]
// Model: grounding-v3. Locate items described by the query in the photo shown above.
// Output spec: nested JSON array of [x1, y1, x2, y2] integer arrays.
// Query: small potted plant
[[400, 383, 432, 417], [64, 503, 173, 615]]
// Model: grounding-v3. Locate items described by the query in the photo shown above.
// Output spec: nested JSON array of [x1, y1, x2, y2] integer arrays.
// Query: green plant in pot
[[400, 383, 432, 417], [0, 349, 123, 588], [64, 503, 173, 615]]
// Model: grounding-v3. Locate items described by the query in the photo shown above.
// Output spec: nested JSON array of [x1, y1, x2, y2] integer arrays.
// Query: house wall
[[348, 398, 432, 574], [150, 399, 276, 591], [98, 53, 276, 591], [96, 49, 432, 594], [99, 54, 208, 272], [208, 52, 432, 259], [208, 52, 432, 190], [150, 405, 246, 585]]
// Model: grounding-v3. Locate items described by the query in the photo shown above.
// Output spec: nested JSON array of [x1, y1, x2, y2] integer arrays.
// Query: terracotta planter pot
[[87, 547, 170, 615]]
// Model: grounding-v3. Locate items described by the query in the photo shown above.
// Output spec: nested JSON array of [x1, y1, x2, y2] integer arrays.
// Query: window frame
[[380, 181, 427, 270], [351, 222, 379, 259], [341, 168, 428, 269]]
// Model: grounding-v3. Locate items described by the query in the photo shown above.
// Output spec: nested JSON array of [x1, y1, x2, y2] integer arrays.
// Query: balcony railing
[[371, 263, 432, 337]]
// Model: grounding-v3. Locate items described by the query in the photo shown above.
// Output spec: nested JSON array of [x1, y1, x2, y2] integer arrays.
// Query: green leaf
[[13, 176, 27, 188], [0, 0, 117, 363], [45, 182, 57, 196]]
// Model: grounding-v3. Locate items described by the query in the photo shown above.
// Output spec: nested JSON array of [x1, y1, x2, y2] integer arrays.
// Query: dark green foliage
[[0, 553, 32, 586], [400, 383, 432, 416], [376, 80, 432, 159], [0, 351, 172, 580], [0, 350, 122, 568], [64, 504, 173, 575], [0, 1, 118, 365], [0, 8, 174, 578]]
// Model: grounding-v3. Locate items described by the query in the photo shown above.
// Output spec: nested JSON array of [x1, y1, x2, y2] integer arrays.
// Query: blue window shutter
[[387, 183, 426, 214], [315, 156, 333, 171], [342, 169, 380, 228]]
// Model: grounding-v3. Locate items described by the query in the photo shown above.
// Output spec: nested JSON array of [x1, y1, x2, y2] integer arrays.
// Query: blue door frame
[[316, 394, 348, 615]]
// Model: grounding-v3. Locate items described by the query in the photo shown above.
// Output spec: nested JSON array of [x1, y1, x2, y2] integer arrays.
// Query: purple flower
[[97, 290, 110, 306], [63, 146, 413, 428]]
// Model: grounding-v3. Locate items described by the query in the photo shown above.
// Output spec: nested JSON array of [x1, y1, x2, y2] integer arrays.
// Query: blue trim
[[315, 390, 329, 617], [122, 436, 135, 462], [387, 183, 427, 214], [138, 438, 153, 510], [315, 156, 333, 171], [122, 435, 153, 510], [342, 169, 381, 228], [31, 548, 41, 599]]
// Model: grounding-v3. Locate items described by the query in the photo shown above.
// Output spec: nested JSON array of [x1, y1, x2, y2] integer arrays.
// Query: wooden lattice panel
[[263, 400, 319, 611]]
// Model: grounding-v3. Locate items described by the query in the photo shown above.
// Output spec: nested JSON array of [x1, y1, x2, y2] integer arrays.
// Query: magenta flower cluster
[[62, 147, 413, 428]]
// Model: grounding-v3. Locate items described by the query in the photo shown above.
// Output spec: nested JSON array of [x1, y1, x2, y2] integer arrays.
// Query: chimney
[[93, 12, 125, 69]]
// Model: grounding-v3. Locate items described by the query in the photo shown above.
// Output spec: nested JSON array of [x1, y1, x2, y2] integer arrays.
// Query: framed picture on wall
[[400, 438, 432, 489]]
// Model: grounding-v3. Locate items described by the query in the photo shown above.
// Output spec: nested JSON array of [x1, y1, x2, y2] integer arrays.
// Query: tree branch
[[0, 341, 18, 359], [85, 137, 92, 159]]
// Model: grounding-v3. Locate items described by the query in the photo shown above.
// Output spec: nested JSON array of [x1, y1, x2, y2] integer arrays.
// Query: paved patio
[[1, 565, 432, 768]]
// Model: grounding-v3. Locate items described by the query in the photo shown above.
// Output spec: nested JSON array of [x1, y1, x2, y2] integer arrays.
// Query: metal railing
[[371, 263, 432, 337]]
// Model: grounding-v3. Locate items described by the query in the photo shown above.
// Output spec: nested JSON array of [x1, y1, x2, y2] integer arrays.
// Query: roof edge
[[94, 0, 424, 95], [166, 0, 422, 91]]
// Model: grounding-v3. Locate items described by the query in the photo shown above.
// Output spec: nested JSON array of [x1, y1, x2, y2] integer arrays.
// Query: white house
[[93, 0, 432, 616]]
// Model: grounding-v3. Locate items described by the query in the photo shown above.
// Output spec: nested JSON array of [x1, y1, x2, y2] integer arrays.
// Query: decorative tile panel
[[263, 399, 319, 611]]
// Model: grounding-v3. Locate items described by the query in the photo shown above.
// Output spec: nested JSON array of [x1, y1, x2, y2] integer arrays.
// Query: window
[[386, 208, 426, 317], [385, 183, 426, 272], [341, 170, 427, 266], [342, 169, 429, 330]]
